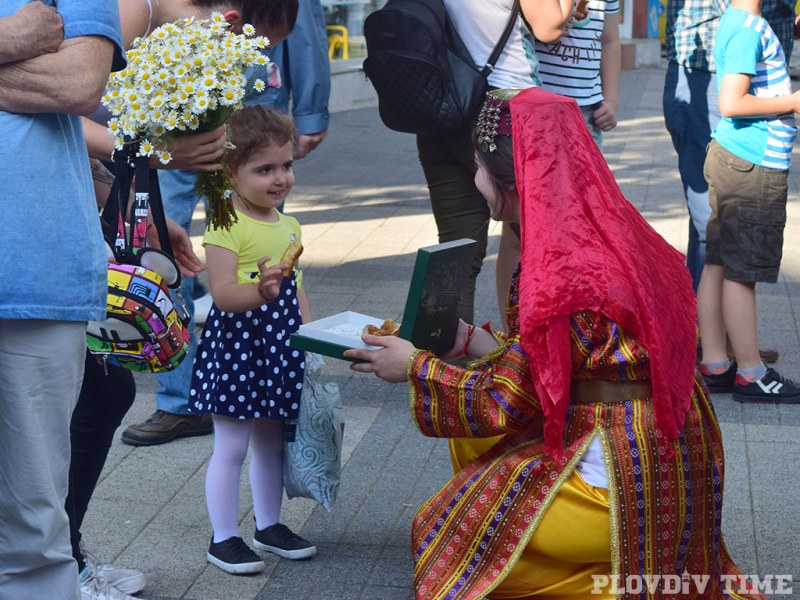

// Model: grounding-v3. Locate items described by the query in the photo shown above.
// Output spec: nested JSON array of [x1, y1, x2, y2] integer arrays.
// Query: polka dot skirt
[[190, 277, 304, 421]]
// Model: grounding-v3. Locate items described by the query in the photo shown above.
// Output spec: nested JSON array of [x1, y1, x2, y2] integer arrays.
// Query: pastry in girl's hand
[[364, 319, 401, 337], [280, 241, 303, 277]]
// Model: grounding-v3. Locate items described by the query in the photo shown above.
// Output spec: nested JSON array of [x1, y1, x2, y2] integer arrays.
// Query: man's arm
[[250, 0, 330, 157], [0, 2, 63, 66], [0, 35, 113, 115], [276, 0, 331, 158]]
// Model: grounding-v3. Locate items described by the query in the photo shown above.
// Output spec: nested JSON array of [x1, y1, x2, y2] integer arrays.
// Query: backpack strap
[[130, 156, 151, 251], [133, 155, 174, 258], [101, 146, 174, 261], [481, 0, 521, 77], [101, 146, 135, 259]]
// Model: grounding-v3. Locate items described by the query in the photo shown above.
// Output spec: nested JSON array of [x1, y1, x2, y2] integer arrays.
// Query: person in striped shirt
[[697, 0, 800, 403], [534, 0, 621, 147]]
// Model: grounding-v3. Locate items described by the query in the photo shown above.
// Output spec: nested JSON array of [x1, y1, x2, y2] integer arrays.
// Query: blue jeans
[[579, 104, 603, 150], [155, 170, 202, 415], [663, 61, 719, 291]]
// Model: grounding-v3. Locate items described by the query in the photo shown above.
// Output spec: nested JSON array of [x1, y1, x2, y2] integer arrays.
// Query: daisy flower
[[102, 12, 269, 229]]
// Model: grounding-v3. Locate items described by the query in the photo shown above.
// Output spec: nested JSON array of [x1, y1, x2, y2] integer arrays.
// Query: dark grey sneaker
[[253, 523, 317, 560], [207, 536, 265, 575], [699, 362, 736, 394], [733, 368, 800, 404]]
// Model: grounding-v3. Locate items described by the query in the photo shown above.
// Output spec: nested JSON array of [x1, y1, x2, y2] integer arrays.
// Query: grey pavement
[[83, 65, 800, 599]]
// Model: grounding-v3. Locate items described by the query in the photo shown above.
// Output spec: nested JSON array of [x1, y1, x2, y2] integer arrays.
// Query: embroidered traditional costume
[[405, 89, 764, 600]]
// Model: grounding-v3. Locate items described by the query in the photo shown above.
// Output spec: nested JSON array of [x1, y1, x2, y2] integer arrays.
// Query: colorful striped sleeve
[[407, 341, 541, 439]]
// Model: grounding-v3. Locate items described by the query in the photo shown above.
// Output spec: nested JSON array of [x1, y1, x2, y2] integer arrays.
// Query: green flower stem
[[170, 106, 238, 230], [196, 169, 237, 231]]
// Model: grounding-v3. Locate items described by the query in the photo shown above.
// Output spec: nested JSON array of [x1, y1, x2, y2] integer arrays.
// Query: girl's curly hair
[[225, 105, 297, 173]]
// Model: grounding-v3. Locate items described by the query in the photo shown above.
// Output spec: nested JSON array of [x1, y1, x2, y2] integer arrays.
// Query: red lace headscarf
[[508, 88, 697, 457]]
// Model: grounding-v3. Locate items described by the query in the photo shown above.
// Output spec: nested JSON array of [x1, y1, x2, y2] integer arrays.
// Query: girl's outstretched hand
[[257, 256, 284, 302], [344, 335, 416, 383]]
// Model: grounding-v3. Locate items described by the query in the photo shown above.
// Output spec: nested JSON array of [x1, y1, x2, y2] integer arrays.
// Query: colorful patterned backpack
[[86, 151, 190, 372]]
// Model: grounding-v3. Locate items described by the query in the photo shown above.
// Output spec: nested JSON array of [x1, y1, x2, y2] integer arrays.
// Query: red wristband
[[461, 324, 477, 358]]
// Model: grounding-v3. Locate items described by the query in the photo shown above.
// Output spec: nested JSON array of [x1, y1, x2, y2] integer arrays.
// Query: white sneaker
[[82, 548, 146, 595], [80, 575, 136, 600], [193, 292, 213, 325]]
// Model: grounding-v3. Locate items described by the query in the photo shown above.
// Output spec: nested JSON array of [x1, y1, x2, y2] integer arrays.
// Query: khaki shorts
[[703, 139, 788, 283]]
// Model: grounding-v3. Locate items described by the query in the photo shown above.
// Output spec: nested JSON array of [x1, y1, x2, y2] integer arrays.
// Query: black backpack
[[363, 0, 520, 137]]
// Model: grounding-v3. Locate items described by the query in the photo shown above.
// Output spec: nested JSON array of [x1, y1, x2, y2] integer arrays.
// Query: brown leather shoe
[[758, 347, 779, 363], [726, 342, 779, 364], [121, 410, 213, 446]]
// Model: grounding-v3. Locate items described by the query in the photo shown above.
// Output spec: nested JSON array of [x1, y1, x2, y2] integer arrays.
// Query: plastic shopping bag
[[283, 353, 344, 511]]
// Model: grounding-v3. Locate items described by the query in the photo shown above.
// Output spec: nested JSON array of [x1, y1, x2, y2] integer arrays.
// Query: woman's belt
[[570, 379, 652, 404]]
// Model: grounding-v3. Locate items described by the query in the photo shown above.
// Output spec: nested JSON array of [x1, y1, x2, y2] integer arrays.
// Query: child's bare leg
[[496, 222, 520, 331], [722, 279, 760, 370], [697, 264, 727, 363]]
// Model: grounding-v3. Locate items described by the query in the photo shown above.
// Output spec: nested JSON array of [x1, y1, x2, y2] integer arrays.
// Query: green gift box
[[290, 238, 477, 361]]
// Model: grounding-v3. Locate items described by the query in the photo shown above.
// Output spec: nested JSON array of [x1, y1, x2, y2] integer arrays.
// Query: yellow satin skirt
[[449, 437, 613, 600]]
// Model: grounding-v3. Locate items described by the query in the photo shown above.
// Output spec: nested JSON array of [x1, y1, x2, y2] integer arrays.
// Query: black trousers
[[66, 353, 136, 572], [416, 130, 490, 323]]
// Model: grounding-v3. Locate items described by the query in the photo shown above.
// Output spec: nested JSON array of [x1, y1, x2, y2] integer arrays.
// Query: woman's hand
[[257, 256, 284, 302], [344, 335, 416, 383], [440, 319, 471, 360], [147, 217, 205, 278], [153, 125, 228, 171], [166, 218, 204, 277]]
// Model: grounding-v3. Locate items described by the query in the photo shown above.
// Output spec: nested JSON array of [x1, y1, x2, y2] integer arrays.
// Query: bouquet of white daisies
[[102, 13, 270, 230]]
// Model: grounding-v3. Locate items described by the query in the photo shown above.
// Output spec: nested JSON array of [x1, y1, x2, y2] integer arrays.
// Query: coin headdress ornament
[[475, 88, 519, 152]]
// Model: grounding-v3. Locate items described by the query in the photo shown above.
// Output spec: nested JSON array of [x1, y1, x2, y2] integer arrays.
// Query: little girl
[[190, 105, 316, 575]]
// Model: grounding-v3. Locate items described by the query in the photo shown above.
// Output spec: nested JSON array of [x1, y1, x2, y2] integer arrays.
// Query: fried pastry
[[363, 319, 401, 337], [280, 240, 303, 277]]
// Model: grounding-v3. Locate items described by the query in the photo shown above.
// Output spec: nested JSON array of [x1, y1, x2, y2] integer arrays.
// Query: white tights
[[206, 414, 284, 543]]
